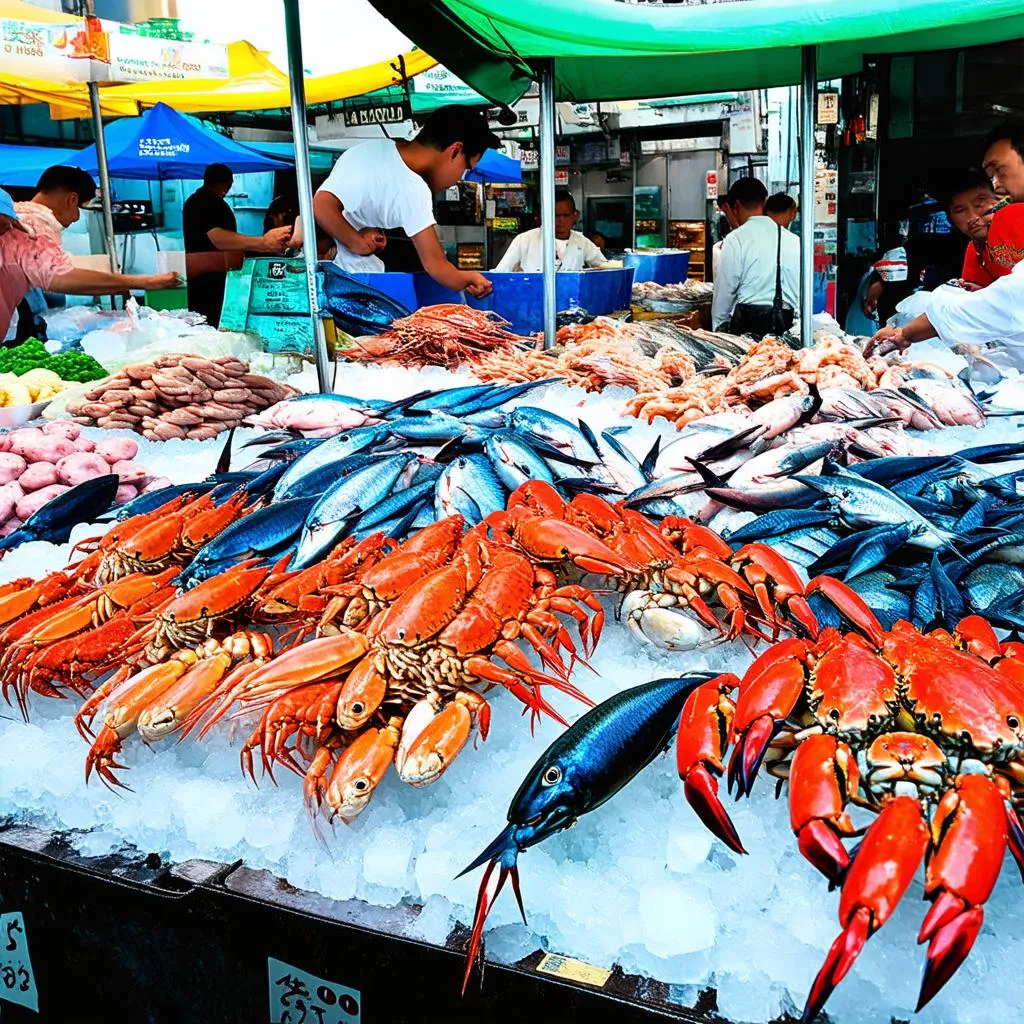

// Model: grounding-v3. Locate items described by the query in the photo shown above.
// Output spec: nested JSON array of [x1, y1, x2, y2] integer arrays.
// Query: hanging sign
[[343, 101, 411, 128], [554, 169, 569, 186], [817, 90, 840, 125], [705, 170, 718, 200]]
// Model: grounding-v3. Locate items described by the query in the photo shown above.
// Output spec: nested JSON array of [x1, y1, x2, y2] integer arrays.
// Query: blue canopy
[[0, 144, 82, 189], [67, 102, 292, 182], [465, 148, 521, 184]]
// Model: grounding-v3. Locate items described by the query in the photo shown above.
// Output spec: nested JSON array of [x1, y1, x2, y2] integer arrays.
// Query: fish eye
[[353, 778, 368, 792], [1009, 715, 1020, 730], [542, 765, 562, 786], [352, 702, 365, 715]]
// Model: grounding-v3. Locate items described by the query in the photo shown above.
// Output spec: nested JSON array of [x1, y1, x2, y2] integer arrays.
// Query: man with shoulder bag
[[711, 177, 800, 339]]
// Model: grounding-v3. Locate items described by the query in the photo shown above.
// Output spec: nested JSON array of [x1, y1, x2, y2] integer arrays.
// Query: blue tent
[[67, 102, 291, 181], [465, 148, 521, 184], [0, 145, 82, 189]]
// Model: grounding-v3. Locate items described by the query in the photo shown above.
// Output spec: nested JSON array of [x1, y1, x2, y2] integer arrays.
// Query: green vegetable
[[1, 339, 108, 384]]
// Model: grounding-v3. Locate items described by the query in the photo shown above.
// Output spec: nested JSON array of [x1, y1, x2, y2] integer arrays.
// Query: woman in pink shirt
[[0, 168, 179, 339]]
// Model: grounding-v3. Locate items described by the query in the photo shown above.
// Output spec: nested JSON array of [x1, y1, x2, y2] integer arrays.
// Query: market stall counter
[[0, 821, 721, 1024]]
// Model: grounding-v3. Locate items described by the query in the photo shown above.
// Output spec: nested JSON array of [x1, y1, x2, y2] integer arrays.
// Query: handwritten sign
[[0, 912, 38, 1012], [268, 957, 360, 1024]]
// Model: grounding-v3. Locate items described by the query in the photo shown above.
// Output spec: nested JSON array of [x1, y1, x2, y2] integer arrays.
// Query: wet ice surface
[[2, 373, 1023, 1024]]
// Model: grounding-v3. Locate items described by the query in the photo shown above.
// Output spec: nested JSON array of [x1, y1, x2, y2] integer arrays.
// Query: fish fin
[[576, 417, 604, 461], [641, 437, 662, 482], [215, 426, 236, 475], [684, 457, 729, 489]]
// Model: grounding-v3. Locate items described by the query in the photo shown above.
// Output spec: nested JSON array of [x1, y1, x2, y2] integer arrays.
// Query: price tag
[[268, 957, 360, 1024], [0, 912, 38, 1012]]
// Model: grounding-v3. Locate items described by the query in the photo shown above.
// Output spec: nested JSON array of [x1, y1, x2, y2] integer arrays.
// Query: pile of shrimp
[[625, 335, 939, 429], [469, 318, 696, 393]]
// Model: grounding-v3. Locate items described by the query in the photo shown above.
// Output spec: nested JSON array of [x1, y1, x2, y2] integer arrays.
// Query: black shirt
[[182, 186, 236, 253]]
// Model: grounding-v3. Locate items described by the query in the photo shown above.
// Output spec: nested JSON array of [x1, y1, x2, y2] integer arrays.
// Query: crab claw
[[916, 774, 1007, 1011], [456, 825, 524, 995], [788, 734, 860, 885], [676, 676, 745, 853], [726, 640, 808, 797], [802, 796, 928, 1023], [805, 575, 885, 647]]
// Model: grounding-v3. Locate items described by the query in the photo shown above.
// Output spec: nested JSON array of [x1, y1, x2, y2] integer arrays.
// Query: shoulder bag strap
[[773, 223, 784, 312]]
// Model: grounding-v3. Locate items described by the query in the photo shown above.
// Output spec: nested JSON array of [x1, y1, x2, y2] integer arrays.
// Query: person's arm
[[711, 237, 741, 329], [581, 237, 607, 268], [49, 268, 180, 295], [312, 192, 385, 257], [410, 226, 492, 298], [494, 234, 524, 272], [207, 226, 290, 254]]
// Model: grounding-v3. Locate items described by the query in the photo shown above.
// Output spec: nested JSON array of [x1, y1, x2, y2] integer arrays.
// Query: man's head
[[946, 169, 997, 244], [33, 165, 97, 228], [413, 105, 500, 192], [203, 163, 234, 199], [716, 194, 739, 231], [553, 189, 578, 240], [983, 123, 1024, 201], [765, 192, 797, 228], [726, 177, 768, 226]]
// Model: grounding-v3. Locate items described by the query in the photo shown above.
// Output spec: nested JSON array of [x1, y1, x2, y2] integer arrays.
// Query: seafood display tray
[[0, 822, 737, 1024]]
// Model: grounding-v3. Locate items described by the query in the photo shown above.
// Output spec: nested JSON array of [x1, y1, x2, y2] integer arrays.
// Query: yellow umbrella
[[57, 42, 437, 115]]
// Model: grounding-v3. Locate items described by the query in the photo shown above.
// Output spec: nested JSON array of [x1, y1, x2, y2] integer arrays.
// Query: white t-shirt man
[[711, 214, 800, 329], [494, 228, 606, 273], [317, 139, 436, 272]]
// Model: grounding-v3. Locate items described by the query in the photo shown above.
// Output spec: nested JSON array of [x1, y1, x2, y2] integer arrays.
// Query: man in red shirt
[[947, 170, 1000, 287], [0, 167, 179, 339]]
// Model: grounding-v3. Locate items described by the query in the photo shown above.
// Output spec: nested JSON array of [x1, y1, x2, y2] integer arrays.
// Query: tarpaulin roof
[[366, 0, 1024, 104], [465, 148, 521, 183], [0, 143, 80, 188], [65, 102, 291, 181], [50, 41, 438, 118]]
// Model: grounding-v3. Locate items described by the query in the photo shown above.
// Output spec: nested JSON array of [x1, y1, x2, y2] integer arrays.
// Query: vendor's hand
[[865, 325, 909, 358], [351, 227, 386, 256], [261, 226, 292, 254], [143, 271, 181, 290], [462, 272, 493, 298]]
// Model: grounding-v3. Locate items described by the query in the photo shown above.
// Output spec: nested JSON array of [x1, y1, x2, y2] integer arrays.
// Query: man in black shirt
[[182, 163, 291, 327]]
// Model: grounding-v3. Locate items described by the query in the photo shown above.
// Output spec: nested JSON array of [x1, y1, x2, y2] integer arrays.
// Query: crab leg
[[801, 795, 928, 1023], [916, 773, 1007, 1011]]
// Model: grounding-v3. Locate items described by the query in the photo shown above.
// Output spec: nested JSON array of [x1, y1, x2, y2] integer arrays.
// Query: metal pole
[[283, 0, 331, 393], [538, 59, 557, 349], [88, 82, 119, 274], [799, 45, 816, 346]]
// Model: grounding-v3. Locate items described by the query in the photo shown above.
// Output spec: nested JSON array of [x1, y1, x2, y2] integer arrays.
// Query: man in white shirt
[[866, 259, 1024, 370], [494, 190, 606, 272], [711, 177, 800, 333], [313, 105, 495, 298]]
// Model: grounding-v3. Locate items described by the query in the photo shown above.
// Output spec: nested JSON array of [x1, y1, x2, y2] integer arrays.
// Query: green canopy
[[367, 0, 1024, 104]]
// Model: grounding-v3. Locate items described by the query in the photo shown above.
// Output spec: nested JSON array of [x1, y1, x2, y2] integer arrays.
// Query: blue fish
[[0, 474, 119, 553], [457, 672, 718, 994], [484, 431, 554, 490]]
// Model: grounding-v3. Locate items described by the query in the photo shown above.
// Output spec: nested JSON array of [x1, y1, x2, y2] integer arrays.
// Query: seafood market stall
[[2, 294, 1024, 1023]]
